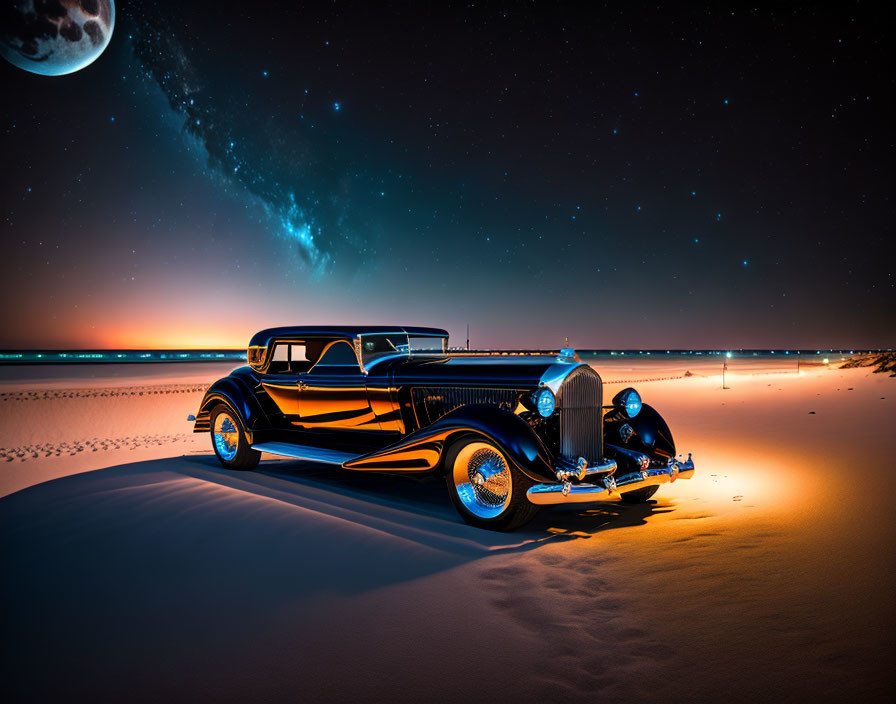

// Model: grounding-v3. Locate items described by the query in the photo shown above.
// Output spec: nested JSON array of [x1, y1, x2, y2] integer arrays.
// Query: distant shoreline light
[[0, 348, 877, 365]]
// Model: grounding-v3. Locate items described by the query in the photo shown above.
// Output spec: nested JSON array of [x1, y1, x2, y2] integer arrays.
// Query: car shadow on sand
[[0, 454, 672, 702], [179, 454, 675, 548]]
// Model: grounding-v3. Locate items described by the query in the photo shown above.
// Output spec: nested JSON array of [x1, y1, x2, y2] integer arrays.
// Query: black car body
[[192, 326, 694, 530]]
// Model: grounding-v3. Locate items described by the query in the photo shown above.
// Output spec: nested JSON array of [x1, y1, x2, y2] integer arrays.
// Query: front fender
[[344, 404, 557, 482], [604, 402, 676, 460], [194, 376, 268, 439]]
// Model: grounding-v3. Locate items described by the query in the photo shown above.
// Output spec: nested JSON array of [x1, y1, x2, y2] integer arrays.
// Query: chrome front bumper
[[554, 457, 618, 482], [527, 454, 695, 506]]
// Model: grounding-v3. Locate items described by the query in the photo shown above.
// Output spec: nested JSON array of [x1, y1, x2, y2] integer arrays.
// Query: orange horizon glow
[[2, 296, 885, 351], [94, 323, 255, 350]]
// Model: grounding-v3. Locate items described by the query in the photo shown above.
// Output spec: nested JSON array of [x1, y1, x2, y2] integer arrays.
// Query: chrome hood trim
[[537, 361, 593, 395]]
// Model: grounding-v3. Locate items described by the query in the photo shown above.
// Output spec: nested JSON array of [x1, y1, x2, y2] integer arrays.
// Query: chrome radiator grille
[[412, 387, 521, 425], [557, 366, 603, 463]]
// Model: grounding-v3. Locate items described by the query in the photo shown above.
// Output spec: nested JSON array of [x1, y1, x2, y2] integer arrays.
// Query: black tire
[[209, 404, 261, 470], [619, 484, 659, 503], [444, 436, 540, 531]]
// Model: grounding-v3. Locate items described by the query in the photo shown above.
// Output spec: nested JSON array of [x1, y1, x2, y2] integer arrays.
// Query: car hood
[[376, 354, 590, 392]]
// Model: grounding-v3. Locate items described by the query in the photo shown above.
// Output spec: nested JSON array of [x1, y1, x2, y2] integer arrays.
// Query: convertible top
[[248, 325, 448, 349]]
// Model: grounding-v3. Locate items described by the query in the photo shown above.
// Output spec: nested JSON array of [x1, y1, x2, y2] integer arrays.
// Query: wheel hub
[[467, 449, 510, 507], [213, 412, 239, 461], [452, 442, 512, 519]]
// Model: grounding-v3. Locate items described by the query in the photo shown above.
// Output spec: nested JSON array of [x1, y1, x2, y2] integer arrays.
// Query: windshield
[[360, 333, 447, 368]]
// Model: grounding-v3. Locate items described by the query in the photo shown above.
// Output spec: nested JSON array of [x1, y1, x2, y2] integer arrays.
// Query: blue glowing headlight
[[621, 388, 642, 418], [534, 387, 555, 417]]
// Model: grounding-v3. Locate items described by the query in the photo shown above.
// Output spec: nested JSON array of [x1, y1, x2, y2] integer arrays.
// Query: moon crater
[[1, 0, 115, 76]]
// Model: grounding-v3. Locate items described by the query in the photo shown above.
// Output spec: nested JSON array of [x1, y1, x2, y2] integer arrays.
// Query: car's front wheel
[[445, 437, 539, 531], [210, 404, 261, 470]]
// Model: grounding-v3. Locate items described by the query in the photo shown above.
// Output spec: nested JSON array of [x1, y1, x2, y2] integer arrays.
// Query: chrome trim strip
[[585, 459, 617, 476], [250, 442, 361, 465], [555, 457, 617, 482], [527, 481, 614, 505]]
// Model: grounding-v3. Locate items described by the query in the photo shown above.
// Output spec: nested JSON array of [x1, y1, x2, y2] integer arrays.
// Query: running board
[[251, 442, 360, 465]]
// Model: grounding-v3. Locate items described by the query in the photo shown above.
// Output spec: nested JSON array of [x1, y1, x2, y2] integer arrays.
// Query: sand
[[1, 359, 893, 702]]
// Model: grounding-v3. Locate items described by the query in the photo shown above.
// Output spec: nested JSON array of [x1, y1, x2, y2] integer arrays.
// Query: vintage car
[[191, 326, 694, 530]]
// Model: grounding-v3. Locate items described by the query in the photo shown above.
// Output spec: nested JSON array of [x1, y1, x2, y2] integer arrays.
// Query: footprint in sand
[[536, 553, 564, 567], [479, 565, 526, 581]]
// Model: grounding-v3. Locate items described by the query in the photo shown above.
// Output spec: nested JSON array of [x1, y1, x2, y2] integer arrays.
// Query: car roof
[[248, 326, 448, 348]]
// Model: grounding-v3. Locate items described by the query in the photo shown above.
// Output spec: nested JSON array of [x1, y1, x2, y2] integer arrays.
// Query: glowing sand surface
[[1, 360, 893, 701]]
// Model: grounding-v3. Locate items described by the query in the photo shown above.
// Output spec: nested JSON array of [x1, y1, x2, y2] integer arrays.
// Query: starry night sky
[[1, 2, 893, 349]]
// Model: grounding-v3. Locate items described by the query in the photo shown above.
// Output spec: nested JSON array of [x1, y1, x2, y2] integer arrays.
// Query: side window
[[268, 342, 311, 373], [311, 341, 359, 371], [289, 344, 308, 364]]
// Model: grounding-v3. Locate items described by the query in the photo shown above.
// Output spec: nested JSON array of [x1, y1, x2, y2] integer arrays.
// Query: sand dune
[[1, 360, 893, 702]]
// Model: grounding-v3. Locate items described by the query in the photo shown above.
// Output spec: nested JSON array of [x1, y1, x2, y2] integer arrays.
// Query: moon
[[1, 0, 115, 77]]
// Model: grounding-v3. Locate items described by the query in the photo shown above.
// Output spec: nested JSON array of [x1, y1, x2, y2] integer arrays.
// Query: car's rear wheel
[[210, 404, 260, 470], [619, 485, 659, 503], [445, 437, 539, 531]]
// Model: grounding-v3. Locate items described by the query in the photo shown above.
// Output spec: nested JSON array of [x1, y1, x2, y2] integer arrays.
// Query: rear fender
[[193, 377, 268, 441], [344, 404, 557, 482]]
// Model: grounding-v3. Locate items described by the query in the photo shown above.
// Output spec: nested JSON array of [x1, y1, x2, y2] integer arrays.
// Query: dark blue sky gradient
[[1, 2, 892, 349]]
